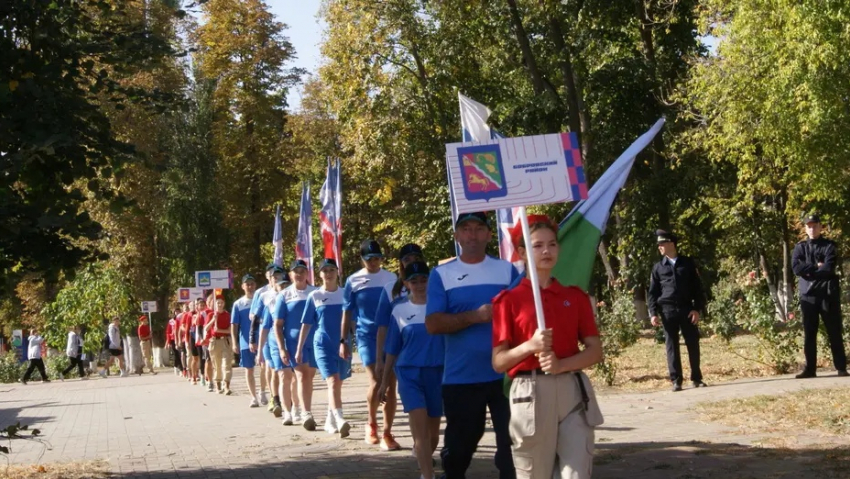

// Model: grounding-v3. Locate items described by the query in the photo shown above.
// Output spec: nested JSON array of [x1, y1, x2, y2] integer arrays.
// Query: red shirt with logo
[[213, 311, 231, 337], [492, 278, 599, 379], [138, 323, 151, 341]]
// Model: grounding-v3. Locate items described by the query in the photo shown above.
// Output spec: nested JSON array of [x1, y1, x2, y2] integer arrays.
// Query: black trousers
[[801, 294, 847, 372], [62, 356, 85, 377], [661, 307, 702, 384], [23, 358, 48, 381], [169, 341, 184, 371], [441, 380, 515, 479]]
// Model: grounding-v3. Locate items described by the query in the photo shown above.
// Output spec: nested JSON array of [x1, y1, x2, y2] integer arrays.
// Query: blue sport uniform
[[254, 287, 278, 364], [231, 295, 256, 368], [261, 294, 284, 371], [385, 298, 444, 417], [426, 256, 519, 385], [343, 268, 397, 367], [273, 284, 319, 369], [302, 287, 351, 380]]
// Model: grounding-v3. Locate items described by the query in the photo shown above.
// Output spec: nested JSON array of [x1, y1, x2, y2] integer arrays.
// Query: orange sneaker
[[380, 433, 401, 451], [365, 423, 379, 445]]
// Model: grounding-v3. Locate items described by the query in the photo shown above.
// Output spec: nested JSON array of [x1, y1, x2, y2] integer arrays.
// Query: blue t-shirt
[[301, 287, 345, 352], [254, 286, 278, 324], [426, 255, 519, 385], [261, 293, 280, 350], [343, 268, 397, 337], [230, 295, 254, 350], [274, 284, 318, 351], [375, 282, 409, 329], [386, 298, 444, 368]]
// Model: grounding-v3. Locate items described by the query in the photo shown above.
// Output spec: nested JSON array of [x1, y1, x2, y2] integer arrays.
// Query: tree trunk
[[759, 253, 786, 320], [125, 335, 143, 374]]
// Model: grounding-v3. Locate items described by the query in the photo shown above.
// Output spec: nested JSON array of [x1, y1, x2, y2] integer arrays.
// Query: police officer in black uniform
[[648, 230, 707, 392], [791, 213, 848, 378]]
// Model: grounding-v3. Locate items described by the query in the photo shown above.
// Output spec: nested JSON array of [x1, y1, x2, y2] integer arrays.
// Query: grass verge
[[0, 460, 109, 478], [695, 387, 850, 437]]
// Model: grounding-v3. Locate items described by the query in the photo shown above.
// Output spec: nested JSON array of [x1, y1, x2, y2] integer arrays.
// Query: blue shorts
[[262, 342, 272, 363], [356, 331, 377, 367], [301, 345, 319, 369], [268, 342, 285, 371], [284, 337, 318, 369], [314, 346, 351, 381], [396, 366, 444, 417], [239, 348, 256, 369]]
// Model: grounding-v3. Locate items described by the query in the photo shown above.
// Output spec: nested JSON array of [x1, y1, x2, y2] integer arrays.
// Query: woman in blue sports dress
[[296, 258, 352, 439]]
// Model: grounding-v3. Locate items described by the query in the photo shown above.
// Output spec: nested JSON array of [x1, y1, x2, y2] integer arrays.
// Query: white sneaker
[[249, 398, 260, 408], [337, 419, 351, 439], [207, 383, 214, 392], [98, 370, 107, 378], [260, 392, 269, 405], [282, 411, 293, 426], [302, 412, 316, 431], [323, 416, 338, 434], [119, 370, 128, 378], [292, 410, 303, 424]]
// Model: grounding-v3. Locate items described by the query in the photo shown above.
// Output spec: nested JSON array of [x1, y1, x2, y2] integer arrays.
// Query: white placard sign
[[141, 301, 158, 313], [445, 132, 587, 214], [194, 269, 232, 289], [177, 287, 205, 302]]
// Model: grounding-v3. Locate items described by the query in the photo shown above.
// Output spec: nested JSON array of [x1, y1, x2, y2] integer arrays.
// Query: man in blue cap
[[426, 212, 519, 479], [231, 273, 260, 406]]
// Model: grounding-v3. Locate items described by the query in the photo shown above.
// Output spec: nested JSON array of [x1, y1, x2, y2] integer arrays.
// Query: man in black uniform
[[648, 230, 707, 392], [791, 213, 848, 378]]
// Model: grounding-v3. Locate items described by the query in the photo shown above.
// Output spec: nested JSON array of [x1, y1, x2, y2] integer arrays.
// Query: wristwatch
[[340, 338, 346, 344]]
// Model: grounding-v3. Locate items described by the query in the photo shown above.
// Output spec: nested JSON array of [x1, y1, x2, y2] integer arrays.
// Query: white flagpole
[[518, 206, 546, 330]]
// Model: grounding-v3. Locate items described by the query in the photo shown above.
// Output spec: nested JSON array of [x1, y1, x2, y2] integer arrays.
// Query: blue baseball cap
[[275, 276, 290, 286], [265, 262, 278, 272], [403, 261, 430, 281], [241, 274, 256, 284], [397, 243, 423, 261], [455, 212, 490, 230], [318, 258, 338, 271], [360, 239, 384, 259], [290, 259, 309, 272]]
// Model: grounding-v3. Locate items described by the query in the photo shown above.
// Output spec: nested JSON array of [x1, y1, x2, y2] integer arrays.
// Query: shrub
[[0, 351, 25, 384], [594, 288, 641, 386]]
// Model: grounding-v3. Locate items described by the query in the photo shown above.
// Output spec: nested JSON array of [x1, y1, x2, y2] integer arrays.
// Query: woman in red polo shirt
[[491, 215, 604, 479]]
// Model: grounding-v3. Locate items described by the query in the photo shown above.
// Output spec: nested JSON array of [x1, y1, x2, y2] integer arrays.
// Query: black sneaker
[[837, 370, 849, 377], [672, 382, 682, 392], [795, 370, 817, 379], [692, 380, 707, 388]]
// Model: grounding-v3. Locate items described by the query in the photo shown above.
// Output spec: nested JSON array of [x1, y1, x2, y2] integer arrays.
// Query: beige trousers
[[509, 371, 602, 479], [140, 340, 154, 372], [208, 336, 233, 384]]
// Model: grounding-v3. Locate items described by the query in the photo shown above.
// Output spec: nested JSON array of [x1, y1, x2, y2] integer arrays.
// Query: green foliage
[[43, 355, 67, 380], [707, 266, 800, 373], [0, 351, 24, 384], [41, 263, 134, 353], [594, 288, 641, 386], [0, 0, 179, 296]]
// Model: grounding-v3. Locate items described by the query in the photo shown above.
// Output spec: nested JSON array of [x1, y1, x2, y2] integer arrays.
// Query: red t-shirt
[[194, 311, 208, 346], [492, 278, 600, 378], [166, 319, 176, 342], [138, 324, 151, 340], [213, 311, 231, 337], [181, 312, 193, 343]]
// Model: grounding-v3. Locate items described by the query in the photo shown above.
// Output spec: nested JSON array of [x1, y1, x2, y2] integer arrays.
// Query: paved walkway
[[1, 366, 849, 478]]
